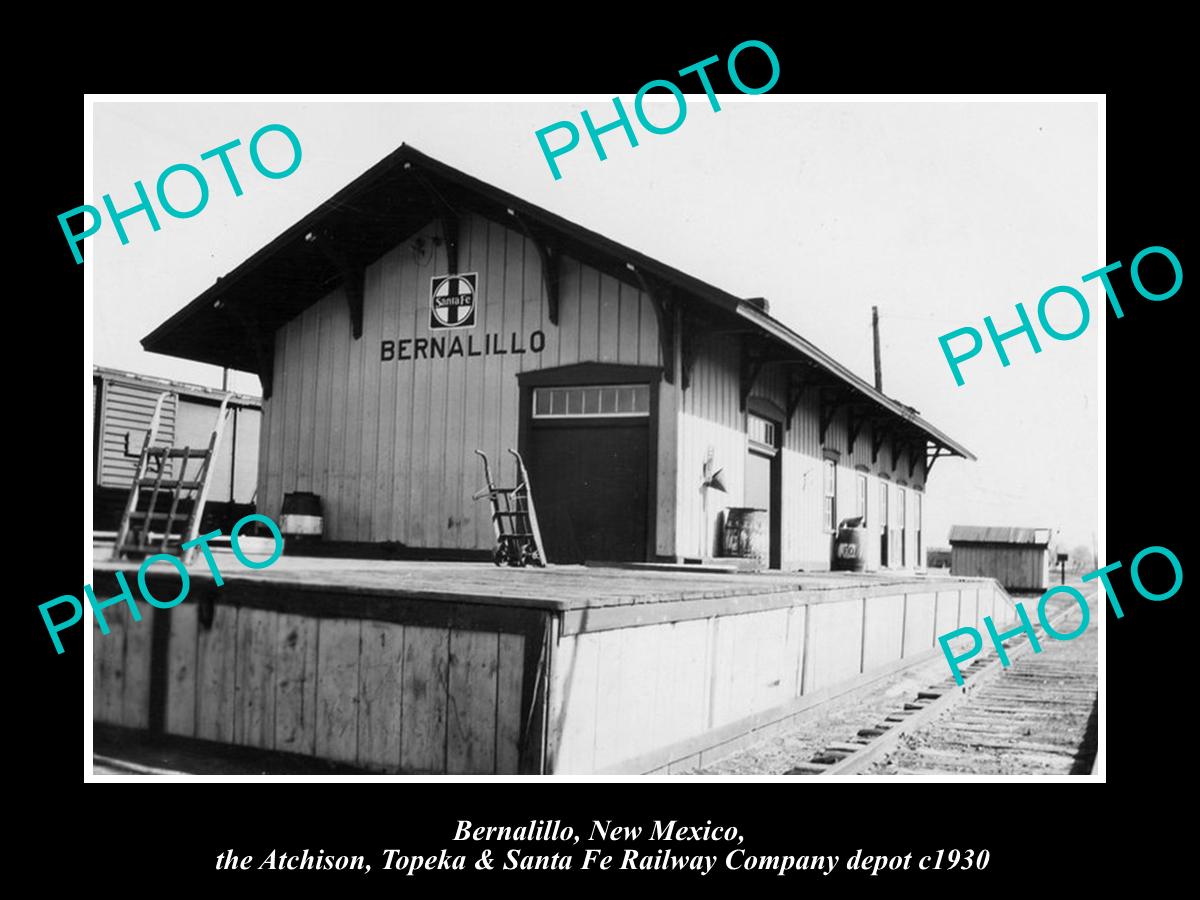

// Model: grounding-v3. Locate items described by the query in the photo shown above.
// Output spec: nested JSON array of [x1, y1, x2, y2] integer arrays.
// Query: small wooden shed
[[949, 525, 1051, 591]]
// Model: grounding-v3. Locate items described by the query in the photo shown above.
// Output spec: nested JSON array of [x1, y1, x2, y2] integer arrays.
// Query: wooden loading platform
[[90, 553, 1016, 775]]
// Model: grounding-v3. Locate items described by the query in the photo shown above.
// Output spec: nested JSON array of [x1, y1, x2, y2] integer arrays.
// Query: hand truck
[[473, 449, 547, 567], [113, 390, 232, 562]]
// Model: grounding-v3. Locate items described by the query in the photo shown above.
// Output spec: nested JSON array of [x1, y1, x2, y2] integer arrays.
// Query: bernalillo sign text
[[381, 330, 546, 362]]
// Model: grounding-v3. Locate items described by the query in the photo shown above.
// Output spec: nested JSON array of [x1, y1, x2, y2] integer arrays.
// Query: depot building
[[144, 144, 973, 571]]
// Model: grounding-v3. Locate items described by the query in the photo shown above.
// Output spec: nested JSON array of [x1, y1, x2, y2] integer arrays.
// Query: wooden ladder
[[112, 391, 232, 563]]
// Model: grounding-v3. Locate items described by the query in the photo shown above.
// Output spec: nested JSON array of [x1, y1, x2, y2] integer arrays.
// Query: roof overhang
[[737, 303, 975, 461]]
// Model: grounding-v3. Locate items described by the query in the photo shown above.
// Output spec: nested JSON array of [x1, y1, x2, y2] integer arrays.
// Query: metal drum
[[722, 507, 768, 562], [833, 515, 866, 571]]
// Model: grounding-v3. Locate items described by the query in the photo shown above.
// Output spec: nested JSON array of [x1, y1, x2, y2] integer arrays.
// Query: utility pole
[[872, 306, 883, 392]]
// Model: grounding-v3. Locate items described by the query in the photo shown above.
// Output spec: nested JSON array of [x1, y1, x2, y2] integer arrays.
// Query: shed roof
[[141, 143, 974, 461], [948, 525, 1052, 546]]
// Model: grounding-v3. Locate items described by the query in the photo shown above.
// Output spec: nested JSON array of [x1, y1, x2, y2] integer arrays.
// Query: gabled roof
[[142, 143, 974, 461], [949, 526, 1052, 546]]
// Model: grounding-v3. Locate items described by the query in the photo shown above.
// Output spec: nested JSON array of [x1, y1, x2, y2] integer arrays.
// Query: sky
[[90, 98, 1099, 552]]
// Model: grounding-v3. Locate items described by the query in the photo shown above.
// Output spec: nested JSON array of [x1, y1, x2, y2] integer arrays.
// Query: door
[[745, 413, 781, 568], [526, 384, 650, 564]]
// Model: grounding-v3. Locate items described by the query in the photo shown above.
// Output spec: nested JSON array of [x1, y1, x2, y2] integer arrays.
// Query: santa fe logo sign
[[430, 273, 477, 329]]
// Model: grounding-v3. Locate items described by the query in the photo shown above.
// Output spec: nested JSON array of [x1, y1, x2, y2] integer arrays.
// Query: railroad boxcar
[[92, 365, 261, 534]]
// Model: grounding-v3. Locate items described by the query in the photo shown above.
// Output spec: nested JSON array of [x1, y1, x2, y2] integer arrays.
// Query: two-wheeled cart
[[112, 390, 232, 562], [473, 449, 547, 567]]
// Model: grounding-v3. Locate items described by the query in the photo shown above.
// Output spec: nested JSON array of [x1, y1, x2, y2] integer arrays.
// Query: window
[[856, 473, 868, 526], [823, 458, 837, 532], [747, 414, 777, 454], [898, 486, 907, 567], [532, 384, 649, 418]]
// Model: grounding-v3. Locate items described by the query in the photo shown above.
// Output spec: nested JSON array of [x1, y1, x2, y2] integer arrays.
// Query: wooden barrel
[[281, 491, 323, 539], [722, 507, 768, 561], [833, 518, 867, 571]]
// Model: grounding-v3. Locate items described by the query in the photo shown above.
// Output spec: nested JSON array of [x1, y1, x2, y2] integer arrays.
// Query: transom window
[[533, 384, 650, 418], [747, 413, 777, 455]]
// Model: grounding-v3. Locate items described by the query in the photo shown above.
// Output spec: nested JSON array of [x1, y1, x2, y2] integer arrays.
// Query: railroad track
[[787, 587, 1098, 776]]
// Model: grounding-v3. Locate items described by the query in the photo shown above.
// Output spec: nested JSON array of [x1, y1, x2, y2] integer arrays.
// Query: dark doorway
[[528, 419, 649, 564], [746, 411, 783, 569], [879, 480, 890, 568]]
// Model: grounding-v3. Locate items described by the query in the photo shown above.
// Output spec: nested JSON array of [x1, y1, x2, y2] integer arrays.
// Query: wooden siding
[[93, 565, 1014, 775], [259, 212, 662, 549], [952, 544, 1049, 591], [92, 599, 153, 730], [96, 599, 527, 774], [548, 579, 1016, 774], [253, 212, 938, 563], [674, 333, 928, 570]]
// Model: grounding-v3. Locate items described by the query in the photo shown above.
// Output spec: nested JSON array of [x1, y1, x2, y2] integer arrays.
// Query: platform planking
[[804, 600, 862, 692], [96, 604, 126, 725], [400, 625, 450, 773], [902, 592, 937, 658], [274, 614, 318, 756], [588, 630, 627, 769], [934, 590, 959, 642], [863, 593, 905, 671], [234, 608, 277, 749], [447, 629, 499, 774], [725, 611, 786, 728], [165, 603, 198, 737], [93, 552, 1002, 613], [495, 633, 525, 774], [549, 629, 601, 774], [651, 618, 710, 753], [196, 603, 238, 743], [315, 618, 362, 763], [357, 621, 405, 769], [551, 576, 1011, 774], [619, 624, 661, 764], [751, 608, 795, 712], [93, 558, 1009, 775], [121, 606, 152, 729]]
